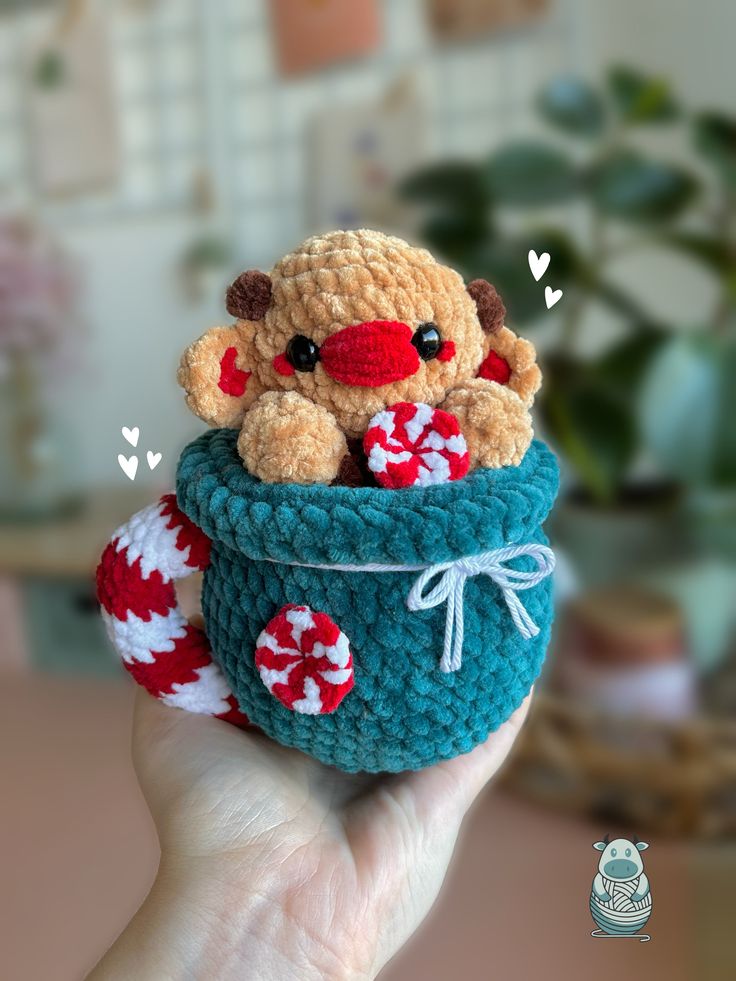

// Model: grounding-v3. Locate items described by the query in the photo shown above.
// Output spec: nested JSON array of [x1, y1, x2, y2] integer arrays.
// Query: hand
[[91, 688, 531, 981]]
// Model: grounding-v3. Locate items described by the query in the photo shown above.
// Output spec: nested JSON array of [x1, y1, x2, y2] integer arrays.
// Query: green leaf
[[589, 150, 698, 222], [713, 341, 736, 485], [593, 329, 667, 394], [657, 231, 733, 274], [537, 77, 606, 137], [485, 141, 578, 206], [639, 334, 730, 485], [583, 272, 663, 329], [34, 49, 66, 89], [398, 161, 491, 212], [693, 112, 736, 188], [418, 211, 490, 263], [608, 66, 679, 124], [540, 355, 637, 503]]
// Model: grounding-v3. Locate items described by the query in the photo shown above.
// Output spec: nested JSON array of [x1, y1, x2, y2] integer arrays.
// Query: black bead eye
[[411, 322, 441, 361], [286, 334, 320, 372]]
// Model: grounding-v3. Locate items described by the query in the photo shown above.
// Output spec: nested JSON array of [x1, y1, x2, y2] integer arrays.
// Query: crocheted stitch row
[[177, 429, 559, 771]]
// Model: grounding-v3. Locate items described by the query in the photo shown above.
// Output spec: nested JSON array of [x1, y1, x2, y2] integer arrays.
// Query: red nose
[[320, 320, 420, 387]]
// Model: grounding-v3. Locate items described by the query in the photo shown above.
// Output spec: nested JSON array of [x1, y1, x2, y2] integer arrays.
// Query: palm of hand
[[133, 691, 530, 979]]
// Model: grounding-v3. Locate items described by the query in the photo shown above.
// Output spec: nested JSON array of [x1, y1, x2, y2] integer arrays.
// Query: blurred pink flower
[[0, 215, 81, 370]]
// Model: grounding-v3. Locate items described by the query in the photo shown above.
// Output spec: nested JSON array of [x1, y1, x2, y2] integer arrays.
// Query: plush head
[[179, 229, 541, 482], [593, 836, 649, 881]]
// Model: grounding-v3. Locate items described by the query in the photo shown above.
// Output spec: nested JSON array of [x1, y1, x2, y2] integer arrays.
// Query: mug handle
[[96, 493, 249, 726]]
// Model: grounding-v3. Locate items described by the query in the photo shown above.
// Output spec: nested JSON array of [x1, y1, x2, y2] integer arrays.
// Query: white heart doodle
[[122, 426, 140, 447], [545, 287, 563, 309], [528, 250, 551, 282], [147, 451, 162, 471], [118, 454, 139, 481]]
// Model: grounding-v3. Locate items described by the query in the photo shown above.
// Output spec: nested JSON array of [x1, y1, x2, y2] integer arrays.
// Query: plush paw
[[477, 326, 541, 407], [441, 379, 533, 469], [178, 322, 264, 428], [238, 391, 347, 484]]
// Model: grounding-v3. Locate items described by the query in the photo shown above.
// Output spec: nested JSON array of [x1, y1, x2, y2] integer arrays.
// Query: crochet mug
[[98, 429, 559, 772]]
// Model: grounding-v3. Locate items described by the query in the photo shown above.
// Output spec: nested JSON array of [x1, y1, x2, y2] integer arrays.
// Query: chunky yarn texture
[[176, 429, 558, 772], [177, 229, 541, 484]]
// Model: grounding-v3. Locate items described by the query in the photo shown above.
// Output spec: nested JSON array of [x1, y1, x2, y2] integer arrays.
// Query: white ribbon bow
[[406, 544, 556, 673]]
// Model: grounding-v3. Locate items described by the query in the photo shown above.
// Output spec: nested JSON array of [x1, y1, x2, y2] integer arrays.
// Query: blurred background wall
[[1, 0, 583, 486], [1, 1, 734, 979]]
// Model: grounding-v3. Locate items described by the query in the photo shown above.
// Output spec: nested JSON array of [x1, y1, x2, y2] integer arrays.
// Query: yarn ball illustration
[[589, 878, 652, 936]]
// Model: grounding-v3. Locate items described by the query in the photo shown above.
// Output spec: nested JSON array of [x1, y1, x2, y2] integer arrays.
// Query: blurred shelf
[[0, 486, 157, 579], [503, 689, 736, 839]]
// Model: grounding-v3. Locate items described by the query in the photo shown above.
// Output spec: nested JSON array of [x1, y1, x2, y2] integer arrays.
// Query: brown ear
[[226, 270, 272, 320], [178, 323, 265, 428], [467, 279, 505, 334]]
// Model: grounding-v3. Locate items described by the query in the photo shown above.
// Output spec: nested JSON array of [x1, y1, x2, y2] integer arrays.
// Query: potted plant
[[399, 66, 736, 585]]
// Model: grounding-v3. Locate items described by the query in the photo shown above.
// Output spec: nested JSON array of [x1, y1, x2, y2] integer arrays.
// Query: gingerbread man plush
[[178, 229, 541, 487]]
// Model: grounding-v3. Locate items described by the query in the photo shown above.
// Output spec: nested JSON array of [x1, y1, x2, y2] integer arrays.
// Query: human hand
[[91, 688, 531, 981]]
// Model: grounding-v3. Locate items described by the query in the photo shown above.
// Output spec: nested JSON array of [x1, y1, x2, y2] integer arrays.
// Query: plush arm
[[441, 378, 533, 470], [238, 391, 347, 484], [177, 321, 266, 428], [477, 326, 541, 408]]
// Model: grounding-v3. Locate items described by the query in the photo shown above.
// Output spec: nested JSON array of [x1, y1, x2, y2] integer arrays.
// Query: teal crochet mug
[[176, 429, 559, 772]]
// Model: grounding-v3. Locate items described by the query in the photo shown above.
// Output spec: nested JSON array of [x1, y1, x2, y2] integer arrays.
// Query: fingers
[[131, 688, 344, 806], [397, 691, 533, 823], [442, 692, 532, 806], [131, 688, 249, 789]]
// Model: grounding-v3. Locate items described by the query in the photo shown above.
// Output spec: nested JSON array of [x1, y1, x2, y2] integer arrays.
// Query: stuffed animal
[[177, 228, 540, 487], [98, 228, 558, 772]]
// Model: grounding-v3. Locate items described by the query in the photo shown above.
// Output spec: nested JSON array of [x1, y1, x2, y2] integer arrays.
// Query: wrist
[[156, 860, 331, 981], [92, 856, 365, 981]]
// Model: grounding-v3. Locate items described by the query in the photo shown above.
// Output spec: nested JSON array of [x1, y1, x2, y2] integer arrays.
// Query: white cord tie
[[265, 543, 555, 674], [406, 544, 556, 672]]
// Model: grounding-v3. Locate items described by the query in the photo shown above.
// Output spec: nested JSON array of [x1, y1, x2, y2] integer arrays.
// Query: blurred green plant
[[34, 49, 66, 89], [400, 67, 736, 506]]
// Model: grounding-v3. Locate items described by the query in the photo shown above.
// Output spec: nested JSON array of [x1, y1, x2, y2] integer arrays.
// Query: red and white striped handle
[[96, 493, 248, 726]]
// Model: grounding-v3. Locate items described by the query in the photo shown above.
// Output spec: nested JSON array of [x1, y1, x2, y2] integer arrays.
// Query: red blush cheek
[[437, 340, 456, 362], [273, 353, 295, 376], [218, 347, 251, 396], [478, 349, 511, 385]]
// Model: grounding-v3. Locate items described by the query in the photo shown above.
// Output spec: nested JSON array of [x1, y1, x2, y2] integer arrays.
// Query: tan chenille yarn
[[238, 391, 347, 485], [178, 229, 541, 484], [441, 379, 533, 469]]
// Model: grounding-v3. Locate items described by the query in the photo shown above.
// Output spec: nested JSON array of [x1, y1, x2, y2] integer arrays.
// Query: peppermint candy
[[255, 605, 354, 715], [364, 401, 470, 489]]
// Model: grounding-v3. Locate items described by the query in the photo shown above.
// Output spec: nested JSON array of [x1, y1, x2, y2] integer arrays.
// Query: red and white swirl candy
[[96, 494, 248, 726], [363, 401, 470, 489], [255, 605, 354, 714]]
